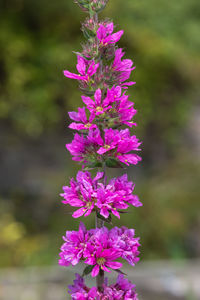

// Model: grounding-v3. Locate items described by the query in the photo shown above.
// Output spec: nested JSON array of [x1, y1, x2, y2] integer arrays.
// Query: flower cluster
[[60, 1, 143, 298], [64, 21, 135, 91], [69, 273, 139, 299], [61, 171, 142, 219], [69, 86, 137, 130], [59, 223, 140, 276], [66, 128, 141, 167]]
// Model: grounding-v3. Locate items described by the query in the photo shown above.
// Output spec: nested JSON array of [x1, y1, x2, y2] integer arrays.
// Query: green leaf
[[84, 161, 102, 170], [97, 212, 112, 224], [80, 87, 95, 96], [83, 28, 96, 40], [114, 269, 127, 276], [96, 5, 107, 13], [105, 158, 123, 168], [73, 52, 91, 61], [82, 265, 94, 277]]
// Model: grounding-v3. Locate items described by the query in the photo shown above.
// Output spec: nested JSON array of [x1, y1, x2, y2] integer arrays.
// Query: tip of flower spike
[[74, 0, 109, 14]]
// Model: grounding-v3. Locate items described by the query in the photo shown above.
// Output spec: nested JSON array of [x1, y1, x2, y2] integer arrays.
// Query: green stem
[[95, 212, 104, 291], [95, 165, 106, 292], [89, 7, 105, 293]]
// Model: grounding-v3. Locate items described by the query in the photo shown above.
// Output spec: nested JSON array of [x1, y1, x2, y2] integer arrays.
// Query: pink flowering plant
[[59, 0, 142, 298]]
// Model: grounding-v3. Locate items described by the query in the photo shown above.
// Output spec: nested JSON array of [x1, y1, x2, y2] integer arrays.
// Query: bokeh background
[[0, 0, 200, 299]]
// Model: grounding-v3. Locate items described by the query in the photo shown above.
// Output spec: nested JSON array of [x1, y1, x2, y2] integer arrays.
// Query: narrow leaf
[[105, 158, 123, 168], [97, 212, 112, 224], [84, 161, 102, 170], [114, 269, 127, 276], [82, 265, 94, 277]]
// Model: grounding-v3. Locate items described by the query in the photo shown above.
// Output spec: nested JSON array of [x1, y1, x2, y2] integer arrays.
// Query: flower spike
[[59, 0, 143, 298]]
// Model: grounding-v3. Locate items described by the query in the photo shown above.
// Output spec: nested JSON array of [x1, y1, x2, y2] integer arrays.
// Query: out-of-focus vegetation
[[0, 0, 200, 267]]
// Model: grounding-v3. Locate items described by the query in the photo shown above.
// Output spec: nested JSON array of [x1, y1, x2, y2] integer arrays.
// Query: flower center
[[96, 106, 103, 112], [97, 257, 106, 266], [104, 145, 111, 149], [86, 201, 92, 208], [85, 123, 92, 128]]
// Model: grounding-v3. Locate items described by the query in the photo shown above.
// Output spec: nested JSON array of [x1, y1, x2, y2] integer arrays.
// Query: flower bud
[[74, 0, 90, 12], [74, 0, 109, 14]]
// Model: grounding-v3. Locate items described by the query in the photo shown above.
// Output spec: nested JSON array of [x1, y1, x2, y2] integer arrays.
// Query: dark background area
[[0, 0, 200, 274]]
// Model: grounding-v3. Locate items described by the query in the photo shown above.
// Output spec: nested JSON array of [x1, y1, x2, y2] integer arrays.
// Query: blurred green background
[[0, 0, 200, 270]]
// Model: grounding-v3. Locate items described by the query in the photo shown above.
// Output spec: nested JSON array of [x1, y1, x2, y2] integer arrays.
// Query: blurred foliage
[[0, 0, 200, 267]]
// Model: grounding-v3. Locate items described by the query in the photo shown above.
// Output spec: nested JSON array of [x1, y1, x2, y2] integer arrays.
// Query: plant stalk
[[95, 164, 106, 291], [90, 7, 105, 294], [95, 213, 104, 291]]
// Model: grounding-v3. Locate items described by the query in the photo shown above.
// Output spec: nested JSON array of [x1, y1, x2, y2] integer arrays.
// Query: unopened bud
[[74, 0, 109, 14]]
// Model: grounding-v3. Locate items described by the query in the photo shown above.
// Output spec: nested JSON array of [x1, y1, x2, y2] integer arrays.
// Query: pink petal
[[61, 198, 83, 207], [128, 195, 143, 207], [100, 207, 109, 219], [93, 172, 104, 182], [68, 111, 80, 122], [72, 207, 86, 218], [106, 261, 122, 269], [97, 24, 106, 41], [105, 22, 114, 34], [94, 89, 102, 106], [110, 30, 124, 43], [76, 56, 86, 75], [63, 70, 82, 80], [78, 107, 87, 123], [68, 123, 85, 130], [84, 206, 93, 217], [112, 209, 120, 219], [88, 62, 99, 76], [81, 95, 95, 108], [91, 265, 100, 277], [121, 81, 136, 87], [101, 265, 111, 272], [117, 154, 142, 165]]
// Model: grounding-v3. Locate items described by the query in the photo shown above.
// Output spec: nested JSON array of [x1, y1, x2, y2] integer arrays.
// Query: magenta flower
[[97, 22, 124, 46], [116, 129, 142, 165], [97, 128, 120, 155], [60, 171, 104, 218], [65, 128, 103, 163], [59, 222, 89, 266], [64, 55, 99, 83], [68, 107, 96, 131], [97, 128, 142, 166], [117, 95, 137, 127], [81, 86, 137, 128], [103, 274, 139, 299], [68, 273, 86, 295], [65, 133, 89, 162], [95, 186, 123, 219], [69, 274, 138, 300], [68, 274, 98, 299], [105, 88, 137, 127], [61, 171, 142, 220], [85, 247, 122, 277], [107, 174, 142, 208], [110, 226, 141, 266], [66, 128, 141, 166], [81, 88, 112, 116], [113, 48, 136, 88], [93, 226, 141, 267], [59, 224, 140, 273]]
